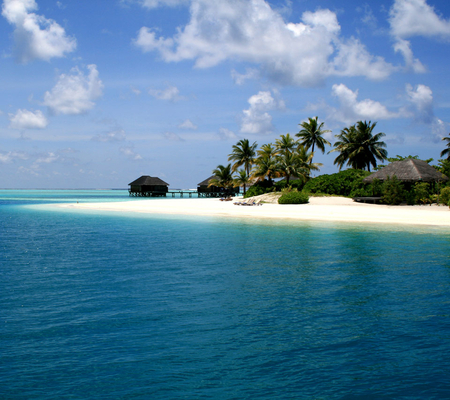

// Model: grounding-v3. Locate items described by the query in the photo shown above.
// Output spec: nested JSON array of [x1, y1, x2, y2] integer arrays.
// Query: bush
[[414, 182, 431, 204], [278, 191, 309, 204], [440, 186, 450, 205], [303, 169, 371, 197], [382, 176, 405, 205]]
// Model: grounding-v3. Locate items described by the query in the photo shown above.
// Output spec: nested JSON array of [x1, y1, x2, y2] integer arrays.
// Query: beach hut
[[197, 176, 239, 198], [362, 159, 448, 184], [128, 175, 169, 197]]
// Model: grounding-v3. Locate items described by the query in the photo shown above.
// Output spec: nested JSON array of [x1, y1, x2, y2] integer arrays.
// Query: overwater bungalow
[[129, 175, 169, 197], [197, 176, 239, 198]]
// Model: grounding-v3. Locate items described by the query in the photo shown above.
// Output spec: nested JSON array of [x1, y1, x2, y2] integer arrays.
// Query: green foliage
[[413, 182, 431, 205], [278, 191, 309, 204], [440, 186, 450, 205], [435, 159, 450, 185], [303, 169, 371, 196], [382, 176, 405, 205]]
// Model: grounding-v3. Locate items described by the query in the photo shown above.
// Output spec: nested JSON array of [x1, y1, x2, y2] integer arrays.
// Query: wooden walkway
[[129, 190, 196, 198]]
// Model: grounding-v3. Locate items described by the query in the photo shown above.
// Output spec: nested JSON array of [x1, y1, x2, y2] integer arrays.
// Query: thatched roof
[[129, 175, 169, 186], [362, 159, 448, 183], [197, 176, 217, 186]]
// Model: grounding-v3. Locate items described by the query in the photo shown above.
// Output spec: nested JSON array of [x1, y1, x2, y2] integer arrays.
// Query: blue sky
[[1, 0, 450, 189]]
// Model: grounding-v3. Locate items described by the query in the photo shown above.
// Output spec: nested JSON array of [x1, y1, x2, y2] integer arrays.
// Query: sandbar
[[58, 196, 450, 227]]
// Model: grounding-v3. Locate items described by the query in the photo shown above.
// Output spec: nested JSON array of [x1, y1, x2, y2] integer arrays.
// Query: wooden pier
[[129, 190, 196, 198]]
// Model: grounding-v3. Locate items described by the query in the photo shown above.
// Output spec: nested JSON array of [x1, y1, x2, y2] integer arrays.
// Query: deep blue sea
[[1, 190, 450, 399]]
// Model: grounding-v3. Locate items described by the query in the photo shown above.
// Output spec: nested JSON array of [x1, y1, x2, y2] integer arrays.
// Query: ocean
[[1, 190, 450, 399]]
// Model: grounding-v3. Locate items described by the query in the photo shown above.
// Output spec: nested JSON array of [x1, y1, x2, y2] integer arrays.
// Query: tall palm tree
[[228, 139, 257, 195], [257, 143, 277, 159], [251, 155, 280, 185], [228, 139, 257, 175], [296, 145, 322, 179], [209, 164, 234, 190], [275, 133, 297, 156], [330, 121, 388, 171], [296, 116, 331, 164], [233, 169, 250, 195], [441, 133, 450, 159]]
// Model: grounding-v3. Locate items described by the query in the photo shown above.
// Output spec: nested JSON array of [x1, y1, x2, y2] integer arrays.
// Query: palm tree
[[233, 169, 250, 196], [296, 145, 322, 179], [296, 116, 331, 164], [209, 164, 234, 190], [257, 143, 277, 159], [330, 121, 388, 171], [251, 155, 280, 185], [441, 133, 450, 159], [228, 139, 257, 195], [275, 133, 296, 156], [228, 139, 257, 175]]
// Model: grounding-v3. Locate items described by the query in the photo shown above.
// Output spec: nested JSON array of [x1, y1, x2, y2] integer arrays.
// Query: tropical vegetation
[[330, 121, 388, 171], [207, 119, 450, 205]]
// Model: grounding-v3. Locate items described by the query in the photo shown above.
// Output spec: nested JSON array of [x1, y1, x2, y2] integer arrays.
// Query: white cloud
[[120, 145, 142, 160], [43, 65, 103, 115], [240, 90, 284, 134], [148, 85, 182, 101], [137, 0, 188, 8], [92, 129, 126, 142], [8, 108, 48, 129], [231, 68, 259, 85], [218, 127, 237, 141], [163, 131, 184, 141], [405, 83, 434, 123], [389, 0, 450, 39], [134, 0, 394, 86], [178, 119, 197, 130], [35, 151, 59, 164], [0, 150, 28, 163], [393, 38, 426, 73], [1, 0, 76, 63], [330, 84, 400, 124]]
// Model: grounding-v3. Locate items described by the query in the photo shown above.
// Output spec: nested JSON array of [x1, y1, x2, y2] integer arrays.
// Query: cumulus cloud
[[120, 145, 142, 160], [329, 84, 400, 124], [1, 0, 76, 63], [393, 38, 426, 73], [149, 85, 183, 101], [405, 83, 434, 123], [43, 65, 103, 115], [389, 0, 450, 39], [134, 0, 394, 86], [178, 119, 197, 130], [218, 127, 237, 141], [389, 0, 450, 71], [240, 90, 284, 135], [8, 108, 48, 129]]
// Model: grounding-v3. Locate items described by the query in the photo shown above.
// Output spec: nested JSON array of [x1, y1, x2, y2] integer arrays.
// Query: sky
[[1, 0, 450, 189]]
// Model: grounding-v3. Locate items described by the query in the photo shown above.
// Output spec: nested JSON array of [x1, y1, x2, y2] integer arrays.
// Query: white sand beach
[[59, 195, 450, 227]]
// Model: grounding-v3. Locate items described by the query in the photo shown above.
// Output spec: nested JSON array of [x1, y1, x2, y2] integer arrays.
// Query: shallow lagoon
[[1, 191, 450, 398]]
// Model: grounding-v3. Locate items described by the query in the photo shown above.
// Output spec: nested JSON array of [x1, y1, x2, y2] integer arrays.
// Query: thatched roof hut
[[128, 175, 169, 196], [197, 175, 239, 197], [362, 159, 448, 183]]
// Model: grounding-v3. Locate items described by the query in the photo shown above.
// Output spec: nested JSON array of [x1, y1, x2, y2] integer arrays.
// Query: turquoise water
[[1, 191, 450, 398]]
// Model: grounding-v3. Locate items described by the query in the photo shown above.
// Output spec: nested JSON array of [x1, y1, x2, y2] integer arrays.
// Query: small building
[[362, 159, 448, 185], [197, 176, 239, 198], [128, 175, 169, 197]]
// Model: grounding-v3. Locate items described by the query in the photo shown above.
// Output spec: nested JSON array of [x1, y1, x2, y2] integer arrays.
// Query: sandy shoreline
[[57, 196, 450, 227]]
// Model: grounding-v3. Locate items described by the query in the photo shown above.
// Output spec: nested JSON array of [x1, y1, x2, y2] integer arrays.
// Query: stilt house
[[128, 175, 169, 197]]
